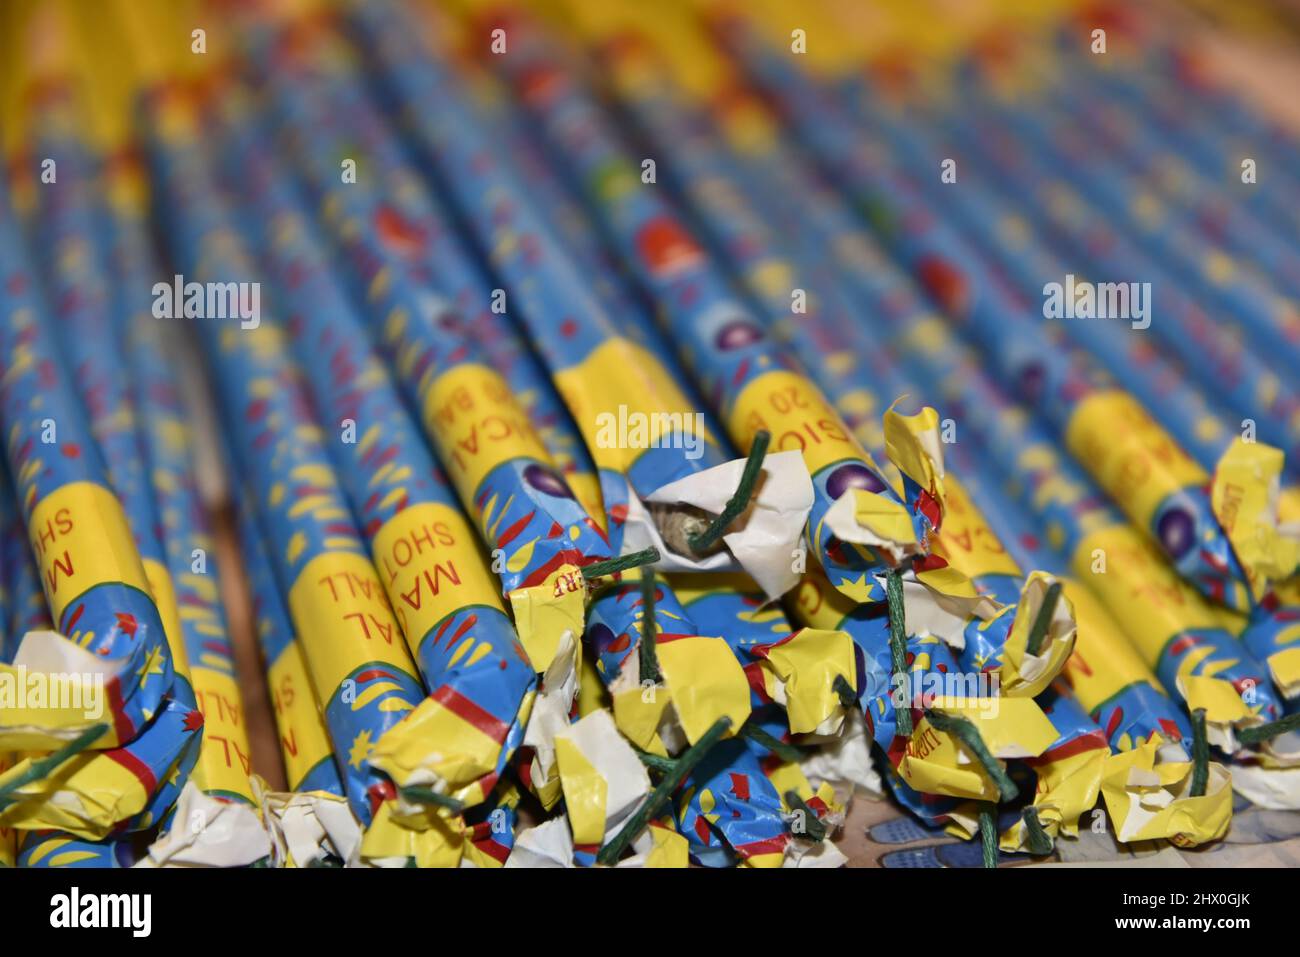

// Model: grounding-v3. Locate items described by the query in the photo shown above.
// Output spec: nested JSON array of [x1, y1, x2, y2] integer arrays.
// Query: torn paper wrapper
[[1099, 735, 1232, 846], [797, 710, 884, 799], [505, 816, 575, 868], [554, 708, 651, 847], [1211, 438, 1300, 604], [520, 630, 581, 809], [609, 634, 751, 755], [1, 630, 126, 750], [1228, 763, 1300, 810], [371, 684, 536, 817], [504, 815, 688, 868], [892, 696, 1058, 801], [507, 567, 587, 674], [1176, 673, 1293, 759], [138, 782, 270, 868], [783, 839, 848, 868], [751, 628, 857, 735], [252, 776, 363, 868], [619, 450, 813, 601]]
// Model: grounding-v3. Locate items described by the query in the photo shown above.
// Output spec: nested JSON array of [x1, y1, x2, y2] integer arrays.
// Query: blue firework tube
[[466, 71, 734, 542], [108, 189, 262, 809], [3, 150, 203, 836], [220, 117, 536, 808], [25, 127, 204, 833], [1064, 60, 1300, 372], [475, 89, 741, 526], [0, 176, 173, 752], [1064, 78, 1300, 301], [830, 81, 1279, 479], [433, 9, 939, 600], [718, 19, 1282, 615], [250, 52, 614, 544], [1021, 48, 1300, 290], [345, 13, 742, 510], [143, 88, 425, 825], [233, 490, 344, 796], [594, 35, 907, 462], [252, 38, 611, 617], [925, 79, 1300, 463], [695, 85, 926, 460], [1055, 42, 1300, 240], [946, 440, 1193, 750], [471, 75, 687, 380]]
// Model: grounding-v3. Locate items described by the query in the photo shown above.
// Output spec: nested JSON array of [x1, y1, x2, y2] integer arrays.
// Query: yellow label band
[[372, 502, 505, 651], [26, 481, 153, 625], [564, 470, 607, 533], [191, 668, 256, 802], [141, 558, 192, 678], [553, 337, 714, 474], [930, 476, 1022, 580], [1059, 579, 1162, 712], [728, 369, 869, 474], [1072, 526, 1223, 667], [788, 568, 857, 632], [1065, 391, 1207, 526], [266, 642, 336, 792], [287, 552, 418, 698], [421, 363, 551, 498]]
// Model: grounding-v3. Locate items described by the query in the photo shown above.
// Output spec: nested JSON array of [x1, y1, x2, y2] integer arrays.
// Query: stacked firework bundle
[[0, 0, 1297, 869]]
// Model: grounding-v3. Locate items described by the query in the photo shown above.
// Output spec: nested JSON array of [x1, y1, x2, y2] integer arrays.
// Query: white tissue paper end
[[621, 450, 812, 601], [137, 781, 270, 868]]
